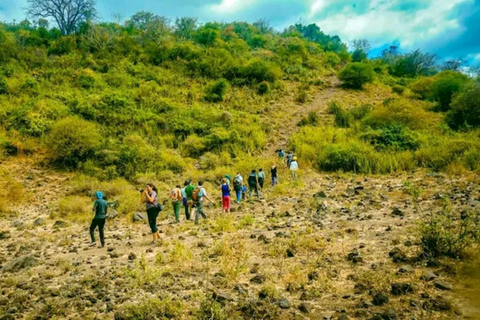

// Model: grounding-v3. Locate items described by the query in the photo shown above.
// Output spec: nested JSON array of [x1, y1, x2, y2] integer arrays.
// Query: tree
[[442, 58, 467, 71], [338, 62, 375, 89], [352, 39, 371, 52], [390, 49, 437, 77], [446, 84, 480, 130], [174, 17, 198, 40], [26, 0, 97, 35]]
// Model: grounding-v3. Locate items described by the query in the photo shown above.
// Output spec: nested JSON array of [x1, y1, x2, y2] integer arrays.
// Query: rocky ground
[[0, 164, 479, 320]]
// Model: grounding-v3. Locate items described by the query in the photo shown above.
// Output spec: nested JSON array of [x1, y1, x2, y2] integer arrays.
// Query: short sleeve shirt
[[145, 191, 158, 210], [94, 199, 108, 219]]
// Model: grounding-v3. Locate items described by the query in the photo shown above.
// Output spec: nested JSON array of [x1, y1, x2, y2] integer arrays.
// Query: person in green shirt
[[90, 191, 108, 248], [184, 180, 196, 220]]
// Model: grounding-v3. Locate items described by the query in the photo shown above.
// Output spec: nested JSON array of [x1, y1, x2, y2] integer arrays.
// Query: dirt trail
[[263, 76, 341, 158]]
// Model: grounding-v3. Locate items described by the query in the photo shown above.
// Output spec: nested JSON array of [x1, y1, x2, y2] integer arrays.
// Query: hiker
[[171, 184, 182, 223], [233, 172, 243, 203], [278, 149, 285, 164], [142, 183, 161, 242], [185, 180, 196, 220], [181, 180, 190, 221], [89, 191, 107, 248], [271, 164, 278, 186], [219, 178, 231, 214], [248, 170, 259, 197], [257, 169, 265, 190], [290, 157, 299, 180], [242, 185, 247, 200], [286, 151, 294, 168], [224, 174, 231, 186], [192, 181, 213, 225]]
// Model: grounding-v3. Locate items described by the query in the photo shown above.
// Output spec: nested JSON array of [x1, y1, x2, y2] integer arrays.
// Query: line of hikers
[[277, 149, 299, 179], [89, 158, 299, 247]]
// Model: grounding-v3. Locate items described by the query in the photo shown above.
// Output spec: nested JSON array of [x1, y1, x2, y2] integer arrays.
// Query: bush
[[295, 89, 308, 104], [410, 77, 435, 100], [297, 112, 319, 127], [431, 71, 469, 111], [338, 62, 374, 89], [0, 76, 7, 94], [257, 81, 270, 95], [363, 99, 431, 130], [361, 125, 420, 151], [328, 102, 352, 128], [205, 79, 229, 102], [446, 84, 480, 130], [47, 117, 102, 167], [420, 207, 480, 259], [392, 84, 405, 94], [349, 104, 372, 120], [114, 297, 182, 320], [318, 141, 376, 173]]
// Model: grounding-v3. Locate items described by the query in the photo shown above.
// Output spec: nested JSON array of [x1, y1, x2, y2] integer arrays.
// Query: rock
[[346, 186, 356, 197], [257, 234, 271, 244], [314, 191, 327, 199], [276, 298, 291, 309], [372, 293, 389, 306], [3, 255, 39, 272], [128, 253, 136, 261], [11, 220, 24, 229], [308, 271, 319, 281], [234, 284, 248, 295], [389, 247, 407, 262], [391, 207, 404, 217], [338, 314, 349, 320], [421, 271, 438, 281], [398, 265, 414, 273], [109, 251, 119, 259], [250, 274, 265, 284], [434, 280, 453, 291], [352, 256, 363, 263], [53, 220, 67, 228], [423, 296, 452, 311], [107, 247, 114, 252], [213, 291, 234, 303], [286, 248, 295, 258], [391, 283, 414, 295], [298, 302, 313, 314], [0, 231, 11, 240], [33, 218, 45, 226], [106, 209, 118, 219], [382, 309, 397, 319], [133, 212, 146, 222]]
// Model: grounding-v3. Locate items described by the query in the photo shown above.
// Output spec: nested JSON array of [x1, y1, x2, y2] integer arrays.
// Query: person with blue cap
[[90, 191, 108, 248]]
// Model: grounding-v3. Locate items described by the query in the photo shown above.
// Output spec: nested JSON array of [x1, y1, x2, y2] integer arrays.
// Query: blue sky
[[1, 0, 479, 63]]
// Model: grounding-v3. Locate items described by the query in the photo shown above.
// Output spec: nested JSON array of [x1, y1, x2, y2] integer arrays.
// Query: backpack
[[233, 176, 241, 186], [171, 189, 180, 202], [192, 187, 201, 201]]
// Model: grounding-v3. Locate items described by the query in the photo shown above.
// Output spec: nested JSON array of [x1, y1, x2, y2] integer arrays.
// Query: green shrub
[[297, 112, 319, 127], [46, 117, 102, 167], [420, 207, 480, 259], [410, 77, 435, 99], [0, 76, 7, 94], [328, 102, 351, 128], [257, 81, 270, 95], [361, 125, 420, 151], [181, 134, 206, 157], [318, 141, 376, 173], [197, 295, 228, 320], [392, 84, 405, 94], [78, 74, 95, 89], [338, 62, 374, 89], [295, 89, 308, 104], [205, 79, 229, 102], [363, 99, 431, 130], [349, 104, 372, 120], [431, 71, 469, 111], [446, 84, 480, 130], [114, 297, 182, 320]]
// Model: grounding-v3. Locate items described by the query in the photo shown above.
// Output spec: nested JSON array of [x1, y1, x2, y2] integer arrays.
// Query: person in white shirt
[[194, 181, 212, 225], [290, 157, 299, 180]]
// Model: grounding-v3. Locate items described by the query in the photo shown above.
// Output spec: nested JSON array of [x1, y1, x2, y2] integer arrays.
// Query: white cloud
[[310, 0, 474, 50], [209, 0, 257, 14]]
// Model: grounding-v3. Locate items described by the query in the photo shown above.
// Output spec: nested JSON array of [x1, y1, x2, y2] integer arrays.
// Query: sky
[[0, 0, 479, 63]]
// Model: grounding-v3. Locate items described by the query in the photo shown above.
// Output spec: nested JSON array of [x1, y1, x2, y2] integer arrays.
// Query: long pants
[[172, 201, 180, 222], [222, 196, 231, 211], [272, 177, 278, 186], [147, 207, 159, 233], [235, 190, 242, 203], [195, 201, 207, 225], [90, 218, 105, 246], [249, 184, 259, 197], [291, 169, 298, 180], [258, 178, 264, 189], [183, 198, 190, 220]]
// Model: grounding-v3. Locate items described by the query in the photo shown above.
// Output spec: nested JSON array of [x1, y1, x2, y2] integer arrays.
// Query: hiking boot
[[89, 242, 96, 247]]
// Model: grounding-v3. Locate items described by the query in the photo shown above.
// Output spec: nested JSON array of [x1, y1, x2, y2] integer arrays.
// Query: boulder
[[372, 293, 389, 306], [133, 212, 146, 222], [434, 280, 453, 291], [298, 302, 313, 314], [3, 255, 39, 272], [391, 283, 414, 295]]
